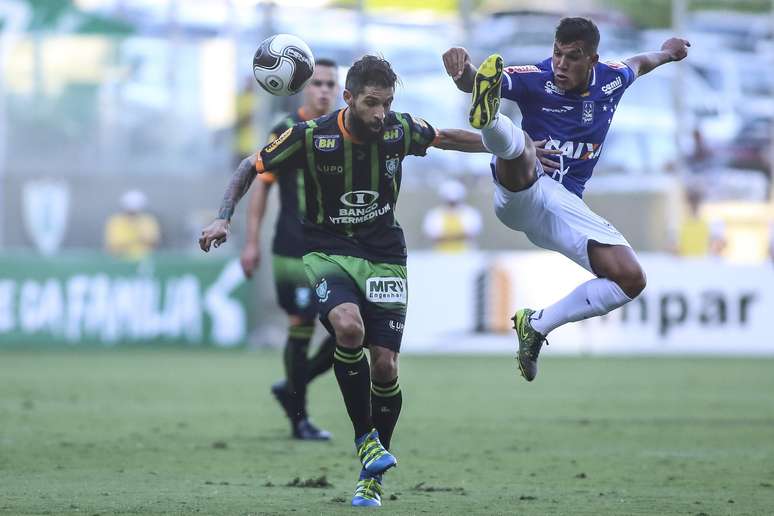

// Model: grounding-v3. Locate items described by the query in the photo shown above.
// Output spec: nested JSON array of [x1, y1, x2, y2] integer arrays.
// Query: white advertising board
[[403, 251, 774, 355]]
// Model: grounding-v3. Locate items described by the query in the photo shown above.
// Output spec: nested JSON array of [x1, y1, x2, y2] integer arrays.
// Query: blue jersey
[[501, 58, 636, 197]]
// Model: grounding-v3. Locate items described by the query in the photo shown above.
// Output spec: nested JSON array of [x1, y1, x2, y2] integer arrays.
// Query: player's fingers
[[539, 156, 559, 170], [198, 235, 211, 252], [533, 139, 547, 147], [540, 148, 563, 155]]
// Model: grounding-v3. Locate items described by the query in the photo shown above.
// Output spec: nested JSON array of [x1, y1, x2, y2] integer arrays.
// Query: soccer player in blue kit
[[443, 17, 690, 381]]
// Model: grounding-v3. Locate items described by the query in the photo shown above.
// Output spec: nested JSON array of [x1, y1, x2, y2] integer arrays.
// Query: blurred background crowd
[[1, 0, 773, 349], [1, 0, 772, 259]]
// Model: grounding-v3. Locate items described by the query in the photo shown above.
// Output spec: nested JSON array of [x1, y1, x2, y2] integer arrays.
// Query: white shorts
[[493, 170, 630, 273]]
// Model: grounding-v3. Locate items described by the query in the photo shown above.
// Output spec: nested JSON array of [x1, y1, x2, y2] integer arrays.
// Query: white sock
[[481, 114, 525, 160], [529, 278, 632, 336]]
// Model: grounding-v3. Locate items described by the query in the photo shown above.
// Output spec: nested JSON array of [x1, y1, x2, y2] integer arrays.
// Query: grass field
[[2, 350, 774, 515]]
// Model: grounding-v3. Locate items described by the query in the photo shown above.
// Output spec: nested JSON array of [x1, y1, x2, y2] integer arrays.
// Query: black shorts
[[272, 255, 318, 320], [302, 252, 407, 352]]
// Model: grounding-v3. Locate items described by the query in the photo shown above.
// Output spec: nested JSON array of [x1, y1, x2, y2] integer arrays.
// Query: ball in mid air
[[252, 34, 315, 96]]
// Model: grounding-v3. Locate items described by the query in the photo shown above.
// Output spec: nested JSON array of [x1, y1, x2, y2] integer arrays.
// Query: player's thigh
[[524, 176, 631, 273], [492, 134, 537, 192], [302, 252, 364, 338], [492, 162, 547, 234], [359, 261, 407, 356], [272, 255, 318, 323]]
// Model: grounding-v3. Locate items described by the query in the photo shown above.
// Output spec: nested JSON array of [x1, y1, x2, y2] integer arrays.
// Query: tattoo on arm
[[218, 155, 257, 220]]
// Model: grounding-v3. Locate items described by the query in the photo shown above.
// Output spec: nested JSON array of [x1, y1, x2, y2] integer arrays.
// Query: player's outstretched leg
[[352, 469, 383, 507], [514, 246, 645, 382], [469, 53, 503, 129]]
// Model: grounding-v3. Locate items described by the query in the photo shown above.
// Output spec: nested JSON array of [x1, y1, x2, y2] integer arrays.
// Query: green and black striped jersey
[[260, 109, 309, 258], [257, 108, 438, 265]]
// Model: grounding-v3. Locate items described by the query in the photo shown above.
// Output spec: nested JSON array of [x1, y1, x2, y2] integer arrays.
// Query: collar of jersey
[[298, 107, 312, 122], [338, 109, 364, 144]]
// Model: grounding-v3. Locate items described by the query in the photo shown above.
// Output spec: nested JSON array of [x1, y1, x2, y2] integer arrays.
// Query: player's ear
[[343, 89, 354, 106], [591, 52, 599, 65]]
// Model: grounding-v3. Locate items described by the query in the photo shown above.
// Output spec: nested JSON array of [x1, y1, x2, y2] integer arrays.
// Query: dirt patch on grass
[[285, 476, 333, 488]]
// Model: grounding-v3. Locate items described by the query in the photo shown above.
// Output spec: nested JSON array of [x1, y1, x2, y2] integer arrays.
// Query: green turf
[[1, 351, 773, 515]]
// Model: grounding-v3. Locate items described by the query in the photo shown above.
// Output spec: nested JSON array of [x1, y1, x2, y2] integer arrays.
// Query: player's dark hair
[[555, 17, 600, 53], [345, 55, 398, 96], [315, 57, 337, 68]]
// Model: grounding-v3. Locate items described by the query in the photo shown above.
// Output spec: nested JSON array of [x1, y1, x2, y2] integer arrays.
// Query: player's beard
[[349, 109, 384, 142]]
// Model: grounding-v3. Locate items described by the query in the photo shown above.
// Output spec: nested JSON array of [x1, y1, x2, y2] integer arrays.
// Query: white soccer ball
[[252, 34, 315, 96]]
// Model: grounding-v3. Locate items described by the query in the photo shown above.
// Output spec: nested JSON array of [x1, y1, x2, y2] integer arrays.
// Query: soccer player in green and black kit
[[200, 55, 486, 507], [240, 59, 339, 441]]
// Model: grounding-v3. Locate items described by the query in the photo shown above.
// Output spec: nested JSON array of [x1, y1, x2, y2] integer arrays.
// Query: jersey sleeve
[[402, 113, 439, 157], [603, 60, 637, 88], [259, 123, 306, 173], [501, 65, 541, 102]]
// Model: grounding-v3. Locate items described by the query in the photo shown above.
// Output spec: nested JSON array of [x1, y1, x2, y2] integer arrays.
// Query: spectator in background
[[234, 77, 257, 169], [422, 180, 482, 252], [769, 222, 774, 264], [674, 188, 726, 258], [104, 190, 160, 261]]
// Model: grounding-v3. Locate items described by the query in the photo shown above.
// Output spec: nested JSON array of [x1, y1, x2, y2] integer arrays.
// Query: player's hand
[[240, 242, 261, 278], [199, 219, 230, 252], [443, 47, 471, 81], [661, 38, 690, 62], [533, 139, 563, 172]]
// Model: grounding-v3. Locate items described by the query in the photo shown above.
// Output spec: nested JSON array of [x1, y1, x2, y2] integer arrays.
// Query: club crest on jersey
[[382, 125, 403, 143], [582, 101, 594, 125], [385, 156, 400, 179], [314, 134, 341, 152], [265, 127, 292, 153], [315, 279, 329, 303]]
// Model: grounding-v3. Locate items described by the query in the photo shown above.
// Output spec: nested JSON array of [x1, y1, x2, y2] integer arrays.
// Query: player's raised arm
[[443, 47, 476, 93], [624, 38, 690, 78], [199, 154, 260, 252], [434, 128, 487, 153]]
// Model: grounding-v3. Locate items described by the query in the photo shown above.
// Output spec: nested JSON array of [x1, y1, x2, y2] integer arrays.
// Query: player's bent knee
[[619, 265, 646, 299], [334, 320, 364, 348], [329, 305, 364, 348]]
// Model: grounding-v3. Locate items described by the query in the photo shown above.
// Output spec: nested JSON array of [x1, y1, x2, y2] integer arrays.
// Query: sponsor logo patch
[[366, 277, 407, 304], [314, 134, 341, 151], [265, 127, 292, 153], [544, 80, 565, 96], [505, 65, 540, 74], [388, 320, 405, 332], [541, 105, 575, 113], [340, 190, 379, 208], [317, 163, 343, 175], [601, 76, 623, 96], [382, 126, 403, 142]]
